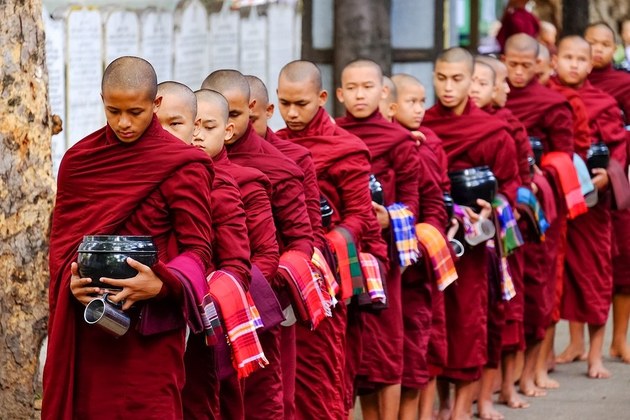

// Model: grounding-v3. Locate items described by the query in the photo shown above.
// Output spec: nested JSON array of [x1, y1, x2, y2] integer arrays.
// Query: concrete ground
[[355, 318, 630, 419]]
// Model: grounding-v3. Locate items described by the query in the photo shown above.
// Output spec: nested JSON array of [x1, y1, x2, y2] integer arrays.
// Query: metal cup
[[84, 293, 130, 337], [449, 238, 465, 257], [464, 218, 496, 246]]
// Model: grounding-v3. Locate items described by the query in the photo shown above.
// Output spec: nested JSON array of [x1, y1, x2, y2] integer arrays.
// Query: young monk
[[379, 75, 399, 121], [503, 33, 576, 398], [584, 21, 630, 364], [43, 56, 215, 419], [336, 59, 421, 420], [423, 47, 520, 420], [537, 43, 554, 85], [276, 60, 387, 419], [389, 73, 451, 420], [555, 35, 628, 378]]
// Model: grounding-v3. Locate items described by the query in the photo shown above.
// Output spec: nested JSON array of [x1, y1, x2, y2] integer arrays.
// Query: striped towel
[[387, 203, 419, 266], [414, 223, 458, 291], [200, 294, 222, 345], [542, 152, 587, 219], [326, 227, 365, 300], [492, 194, 524, 256], [312, 247, 339, 303], [207, 270, 268, 378], [279, 251, 332, 329], [359, 252, 386, 304], [486, 240, 516, 301], [517, 187, 550, 239], [247, 291, 264, 330]]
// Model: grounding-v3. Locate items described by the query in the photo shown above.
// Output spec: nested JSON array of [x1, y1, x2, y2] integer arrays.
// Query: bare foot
[[587, 361, 611, 379], [477, 400, 505, 420], [534, 372, 560, 389], [498, 390, 530, 409], [609, 344, 630, 363], [437, 407, 451, 420], [519, 383, 547, 397], [555, 346, 587, 364]]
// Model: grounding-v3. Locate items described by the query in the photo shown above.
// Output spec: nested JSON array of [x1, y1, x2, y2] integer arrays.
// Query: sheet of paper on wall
[[43, 6, 66, 178], [209, 2, 240, 70], [173, 0, 209, 90], [66, 7, 105, 146], [239, 7, 267, 85], [266, 3, 297, 131], [140, 8, 174, 82], [103, 9, 140, 66]]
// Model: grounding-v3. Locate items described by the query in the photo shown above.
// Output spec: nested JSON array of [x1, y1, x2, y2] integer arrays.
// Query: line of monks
[[43, 21, 630, 420]]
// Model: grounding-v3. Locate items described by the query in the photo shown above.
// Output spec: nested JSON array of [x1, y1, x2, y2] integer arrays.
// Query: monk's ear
[[265, 103, 275, 120], [335, 87, 345, 104], [153, 95, 163, 113], [249, 99, 256, 112], [380, 84, 389, 100], [551, 54, 558, 70], [318, 90, 328, 107], [193, 117, 201, 137], [387, 102, 399, 120], [224, 122, 236, 143]]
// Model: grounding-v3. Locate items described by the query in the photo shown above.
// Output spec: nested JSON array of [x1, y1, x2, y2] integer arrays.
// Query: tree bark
[[561, 0, 589, 35], [0, 1, 55, 417], [333, 0, 391, 115]]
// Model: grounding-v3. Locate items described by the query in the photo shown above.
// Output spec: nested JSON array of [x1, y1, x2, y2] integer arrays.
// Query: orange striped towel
[[414, 223, 458, 291], [359, 252, 386, 304]]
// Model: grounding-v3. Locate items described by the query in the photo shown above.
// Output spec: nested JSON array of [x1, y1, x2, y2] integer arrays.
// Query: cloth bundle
[[387, 203, 419, 266], [414, 223, 458, 291]]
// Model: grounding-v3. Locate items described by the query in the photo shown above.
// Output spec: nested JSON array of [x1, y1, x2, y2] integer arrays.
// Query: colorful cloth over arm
[[492, 194, 525, 255], [359, 252, 386, 304], [387, 203, 419, 266], [542, 152, 587, 219], [207, 270, 268, 378], [278, 250, 332, 329], [486, 239, 516, 301], [312, 247, 339, 306], [414, 223, 458, 291], [326, 227, 365, 300], [516, 187, 550, 240]]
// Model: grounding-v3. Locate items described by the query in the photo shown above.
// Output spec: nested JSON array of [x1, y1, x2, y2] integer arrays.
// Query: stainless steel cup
[[449, 238, 465, 257], [84, 293, 130, 337]]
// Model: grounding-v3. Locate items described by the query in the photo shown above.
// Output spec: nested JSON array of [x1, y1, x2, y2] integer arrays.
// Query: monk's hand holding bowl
[[591, 168, 609, 191], [446, 218, 460, 241], [100, 257, 163, 311], [464, 199, 493, 223], [372, 202, 391, 229], [70, 262, 104, 306]]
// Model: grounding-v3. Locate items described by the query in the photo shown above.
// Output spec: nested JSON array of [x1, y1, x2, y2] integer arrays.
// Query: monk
[[201, 70, 314, 419], [555, 35, 628, 378], [390, 73, 451, 420], [537, 43, 554, 85], [276, 60, 386, 419], [336, 59, 421, 420], [503, 33, 575, 400], [379, 75, 399, 121], [496, 0, 540, 52], [44, 56, 215, 419], [423, 47, 519, 420], [584, 21, 630, 364]]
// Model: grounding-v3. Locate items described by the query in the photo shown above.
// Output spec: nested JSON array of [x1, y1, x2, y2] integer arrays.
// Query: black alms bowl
[[369, 174, 385, 206], [529, 136, 544, 167], [449, 166, 498, 209], [320, 195, 334, 228], [77, 235, 158, 289], [586, 142, 610, 174]]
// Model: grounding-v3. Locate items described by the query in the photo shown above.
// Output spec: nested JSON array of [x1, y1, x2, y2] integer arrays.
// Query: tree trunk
[[0, 1, 55, 417], [333, 0, 391, 115], [561, 0, 589, 35]]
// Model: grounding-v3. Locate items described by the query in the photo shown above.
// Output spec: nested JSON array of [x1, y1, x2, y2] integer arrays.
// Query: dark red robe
[[496, 6, 540, 51], [44, 116, 214, 420], [336, 110, 420, 390], [506, 78, 575, 341], [588, 64, 630, 126], [561, 82, 628, 325], [277, 107, 380, 418], [423, 101, 519, 381]]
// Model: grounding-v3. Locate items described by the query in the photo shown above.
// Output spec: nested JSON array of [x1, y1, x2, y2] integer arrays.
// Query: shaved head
[[391, 73, 423, 92], [390, 73, 426, 129], [473, 59, 496, 83], [194, 89, 229, 122], [157, 81, 197, 117], [102, 56, 157, 99], [341, 59, 384, 82], [436, 47, 474, 74], [584, 21, 616, 38], [557, 35, 591, 57], [245, 75, 269, 105], [505, 33, 540, 56], [538, 43, 551, 62], [279, 60, 323, 91], [383, 76, 397, 101], [201, 69, 250, 100]]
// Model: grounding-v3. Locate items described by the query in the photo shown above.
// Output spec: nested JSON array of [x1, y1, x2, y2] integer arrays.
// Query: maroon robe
[[506, 78, 574, 341], [561, 82, 628, 325], [496, 6, 540, 51], [44, 116, 214, 420], [588, 64, 630, 125], [277, 107, 380, 419], [423, 101, 519, 381]]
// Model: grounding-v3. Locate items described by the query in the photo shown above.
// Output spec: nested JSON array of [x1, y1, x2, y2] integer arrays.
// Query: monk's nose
[[118, 114, 131, 129]]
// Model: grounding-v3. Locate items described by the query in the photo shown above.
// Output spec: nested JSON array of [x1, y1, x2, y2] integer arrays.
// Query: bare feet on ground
[[555, 346, 587, 364], [498, 389, 530, 409], [519, 379, 547, 397], [587, 360, 611, 379], [609, 344, 630, 363], [534, 371, 560, 389], [477, 400, 505, 420]]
